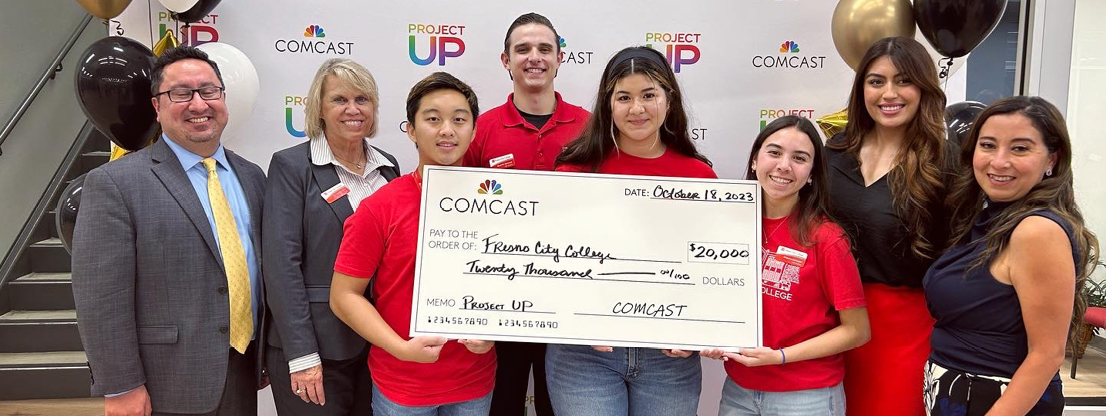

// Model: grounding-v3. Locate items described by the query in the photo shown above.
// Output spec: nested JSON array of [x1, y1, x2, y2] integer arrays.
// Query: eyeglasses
[[155, 86, 225, 103]]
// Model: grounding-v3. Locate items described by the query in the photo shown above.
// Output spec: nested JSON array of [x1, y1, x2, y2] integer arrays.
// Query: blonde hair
[[304, 58, 380, 139]]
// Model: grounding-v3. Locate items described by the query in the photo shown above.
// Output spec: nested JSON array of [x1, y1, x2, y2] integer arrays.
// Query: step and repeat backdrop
[[111, 1, 966, 414]]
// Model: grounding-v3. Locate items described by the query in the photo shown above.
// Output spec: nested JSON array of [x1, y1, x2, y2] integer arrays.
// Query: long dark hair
[[947, 96, 1099, 340], [556, 46, 709, 170], [746, 116, 832, 247], [827, 36, 949, 260]]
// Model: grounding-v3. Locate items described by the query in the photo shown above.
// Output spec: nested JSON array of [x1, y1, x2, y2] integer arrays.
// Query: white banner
[[110, 2, 968, 414]]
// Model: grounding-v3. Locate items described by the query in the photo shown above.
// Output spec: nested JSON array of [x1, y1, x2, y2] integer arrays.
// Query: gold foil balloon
[[816, 108, 849, 139], [108, 145, 129, 161], [831, 0, 916, 70], [73, 0, 133, 19], [152, 29, 180, 57]]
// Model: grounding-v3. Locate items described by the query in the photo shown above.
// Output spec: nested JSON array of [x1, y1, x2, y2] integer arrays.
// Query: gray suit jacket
[[263, 141, 399, 361], [71, 138, 267, 414]]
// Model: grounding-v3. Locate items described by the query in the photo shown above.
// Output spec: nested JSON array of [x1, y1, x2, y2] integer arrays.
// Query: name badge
[[775, 245, 808, 267], [489, 153, 516, 169], [321, 183, 351, 204]]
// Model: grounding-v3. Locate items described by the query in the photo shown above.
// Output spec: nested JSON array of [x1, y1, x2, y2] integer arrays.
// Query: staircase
[[0, 129, 111, 400]]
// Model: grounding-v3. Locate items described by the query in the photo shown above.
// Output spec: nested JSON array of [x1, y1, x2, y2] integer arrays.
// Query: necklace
[[763, 217, 787, 246], [332, 149, 365, 170]]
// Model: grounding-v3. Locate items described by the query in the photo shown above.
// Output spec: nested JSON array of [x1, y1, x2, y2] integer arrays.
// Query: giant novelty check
[[410, 166, 762, 350]]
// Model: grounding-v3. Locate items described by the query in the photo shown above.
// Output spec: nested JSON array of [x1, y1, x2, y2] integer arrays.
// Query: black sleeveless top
[[924, 201, 1080, 379]]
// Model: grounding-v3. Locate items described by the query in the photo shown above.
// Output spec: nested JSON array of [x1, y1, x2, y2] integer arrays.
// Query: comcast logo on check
[[477, 180, 503, 195], [304, 25, 326, 38]]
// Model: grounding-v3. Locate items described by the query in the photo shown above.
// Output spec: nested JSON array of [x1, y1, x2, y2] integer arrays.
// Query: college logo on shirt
[[761, 248, 800, 301]]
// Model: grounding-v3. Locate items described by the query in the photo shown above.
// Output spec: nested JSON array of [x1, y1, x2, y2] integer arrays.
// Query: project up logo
[[157, 12, 218, 46], [409, 23, 467, 66], [644, 31, 701, 73]]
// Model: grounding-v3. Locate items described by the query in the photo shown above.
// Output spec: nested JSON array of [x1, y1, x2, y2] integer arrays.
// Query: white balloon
[[197, 42, 260, 145], [158, 0, 199, 13], [915, 31, 968, 79]]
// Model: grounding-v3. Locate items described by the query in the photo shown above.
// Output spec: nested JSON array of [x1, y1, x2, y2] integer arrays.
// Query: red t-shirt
[[555, 147, 717, 178], [464, 93, 590, 170], [334, 174, 496, 406], [725, 216, 865, 391]]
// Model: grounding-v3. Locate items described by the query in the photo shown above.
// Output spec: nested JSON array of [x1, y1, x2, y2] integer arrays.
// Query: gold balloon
[[152, 29, 181, 57], [108, 145, 130, 161], [108, 133, 158, 161], [831, 0, 916, 70], [73, 0, 133, 19], [816, 108, 849, 139]]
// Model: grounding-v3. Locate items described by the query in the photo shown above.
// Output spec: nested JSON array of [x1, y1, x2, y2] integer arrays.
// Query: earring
[[807, 178, 813, 185], [1046, 168, 1053, 176]]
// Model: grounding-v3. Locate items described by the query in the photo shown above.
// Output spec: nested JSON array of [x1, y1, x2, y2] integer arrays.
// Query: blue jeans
[[718, 378, 845, 416], [371, 383, 492, 416], [545, 344, 702, 416]]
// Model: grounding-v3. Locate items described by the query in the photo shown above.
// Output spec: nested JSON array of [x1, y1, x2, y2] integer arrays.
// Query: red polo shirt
[[464, 93, 590, 171]]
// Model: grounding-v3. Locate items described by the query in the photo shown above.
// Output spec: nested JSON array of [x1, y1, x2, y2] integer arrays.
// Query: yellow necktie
[[202, 158, 253, 353]]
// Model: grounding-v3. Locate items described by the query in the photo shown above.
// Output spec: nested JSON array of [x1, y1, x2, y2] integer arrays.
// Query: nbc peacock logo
[[304, 25, 326, 38], [779, 41, 799, 53], [477, 180, 503, 195]]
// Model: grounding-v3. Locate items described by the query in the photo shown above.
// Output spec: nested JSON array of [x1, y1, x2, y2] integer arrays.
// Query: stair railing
[[0, 13, 93, 157]]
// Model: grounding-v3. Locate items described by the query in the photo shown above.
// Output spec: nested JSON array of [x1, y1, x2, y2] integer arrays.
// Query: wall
[[109, 1, 971, 414], [0, 1, 102, 268], [1069, 0, 1106, 286]]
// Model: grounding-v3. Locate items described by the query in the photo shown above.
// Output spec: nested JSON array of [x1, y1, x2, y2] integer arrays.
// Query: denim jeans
[[545, 344, 702, 416], [371, 383, 493, 416], [718, 378, 845, 416]]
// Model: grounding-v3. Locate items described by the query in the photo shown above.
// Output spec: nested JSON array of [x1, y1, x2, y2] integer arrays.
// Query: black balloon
[[171, 0, 221, 24], [915, 0, 1007, 58], [56, 174, 85, 254], [946, 101, 987, 145], [75, 37, 158, 151]]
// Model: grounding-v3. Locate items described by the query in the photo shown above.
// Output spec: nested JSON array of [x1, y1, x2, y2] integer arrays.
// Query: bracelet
[[779, 348, 786, 365]]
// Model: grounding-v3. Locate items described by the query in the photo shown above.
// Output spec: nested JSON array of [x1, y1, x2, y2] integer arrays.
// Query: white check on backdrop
[[410, 167, 763, 351]]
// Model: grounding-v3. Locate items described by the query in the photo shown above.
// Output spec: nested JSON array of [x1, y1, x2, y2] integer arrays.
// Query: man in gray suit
[[72, 46, 267, 416]]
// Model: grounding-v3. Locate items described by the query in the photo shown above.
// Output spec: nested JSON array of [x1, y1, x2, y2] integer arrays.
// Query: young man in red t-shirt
[[463, 13, 589, 416], [331, 72, 496, 415]]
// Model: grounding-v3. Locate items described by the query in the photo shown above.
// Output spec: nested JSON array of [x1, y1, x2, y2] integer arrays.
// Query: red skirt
[[843, 283, 934, 416]]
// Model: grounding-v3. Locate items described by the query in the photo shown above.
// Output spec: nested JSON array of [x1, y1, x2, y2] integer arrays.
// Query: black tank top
[[924, 201, 1079, 379]]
